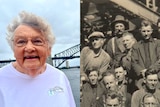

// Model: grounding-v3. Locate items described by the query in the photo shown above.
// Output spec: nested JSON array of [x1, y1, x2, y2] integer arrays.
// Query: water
[[61, 68, 80, 107]]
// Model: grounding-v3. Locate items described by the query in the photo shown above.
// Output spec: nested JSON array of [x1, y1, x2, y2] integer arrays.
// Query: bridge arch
[[53, 44, 80, 68]]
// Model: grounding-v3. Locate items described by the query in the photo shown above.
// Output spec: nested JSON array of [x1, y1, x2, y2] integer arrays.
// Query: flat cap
[[88, 31, 104, 39]]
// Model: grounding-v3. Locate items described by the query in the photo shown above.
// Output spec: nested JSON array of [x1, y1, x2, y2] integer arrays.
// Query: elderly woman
[[0, 11, 75, 107]]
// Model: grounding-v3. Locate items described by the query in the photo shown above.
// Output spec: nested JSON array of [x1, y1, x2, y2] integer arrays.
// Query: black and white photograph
[[80, 0, 160, 107]]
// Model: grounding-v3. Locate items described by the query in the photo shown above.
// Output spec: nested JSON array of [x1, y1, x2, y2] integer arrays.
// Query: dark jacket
[[131, 38, 160, 76], [131, 38, 160, 88], [81, 82, 105, 107]]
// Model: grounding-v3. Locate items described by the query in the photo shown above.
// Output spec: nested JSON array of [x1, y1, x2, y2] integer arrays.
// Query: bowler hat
[[88, 31, 104, 39], [110, 15, 129, 30]]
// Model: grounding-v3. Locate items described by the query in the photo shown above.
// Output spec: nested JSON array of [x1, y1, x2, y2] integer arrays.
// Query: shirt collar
[[141, 37, 154, 43], [93, 49, 102, 57]]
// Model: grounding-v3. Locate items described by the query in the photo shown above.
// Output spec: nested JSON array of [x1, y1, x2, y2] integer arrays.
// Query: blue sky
[[0, 0, 80, 66]]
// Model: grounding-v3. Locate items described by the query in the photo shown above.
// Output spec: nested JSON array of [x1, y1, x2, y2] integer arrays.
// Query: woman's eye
[[17, 39, 26, 44], [14, 39, 27, 47], [32, 38, 44, 45], [34, 39, 42, 43]]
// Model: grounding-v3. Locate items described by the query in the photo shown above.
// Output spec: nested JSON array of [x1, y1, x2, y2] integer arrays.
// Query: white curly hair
[[6, 11, 55, 49]]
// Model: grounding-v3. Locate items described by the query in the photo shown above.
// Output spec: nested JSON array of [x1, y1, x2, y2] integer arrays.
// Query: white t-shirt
[[0, 63, 76, 107]]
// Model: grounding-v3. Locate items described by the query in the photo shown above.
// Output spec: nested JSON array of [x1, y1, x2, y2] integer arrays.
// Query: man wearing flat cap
[[88, 31, 105, 39], [103, 15, 130, 67], [80, 31, 111, 82]]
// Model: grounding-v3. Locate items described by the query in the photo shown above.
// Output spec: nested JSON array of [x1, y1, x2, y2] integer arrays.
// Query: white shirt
[[0, 63, 76, 107]]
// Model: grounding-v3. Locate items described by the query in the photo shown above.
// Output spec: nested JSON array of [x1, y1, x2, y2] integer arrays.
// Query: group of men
[[80, 14, 160, 107]]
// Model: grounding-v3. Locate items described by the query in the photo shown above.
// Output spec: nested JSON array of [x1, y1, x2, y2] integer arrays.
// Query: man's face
[[122, 35, 135, 49], [145, 74, 158, 90], [88, 71, 98, 85], [115, 67, 126, 83], [103, 74, 117, 91], [114, 23, 125, 35], [140, 25, 153, 40], [106, 98, 121, 107], [90, 37, 104, 49], [143, 96, 158, 107]]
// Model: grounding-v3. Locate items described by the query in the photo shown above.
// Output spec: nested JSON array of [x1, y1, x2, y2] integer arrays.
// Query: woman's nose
[[24, 41, 35, 52]]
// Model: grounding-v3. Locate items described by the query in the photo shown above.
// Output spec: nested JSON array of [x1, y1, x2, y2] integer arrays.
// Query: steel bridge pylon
[[53, 44, 80, 68]]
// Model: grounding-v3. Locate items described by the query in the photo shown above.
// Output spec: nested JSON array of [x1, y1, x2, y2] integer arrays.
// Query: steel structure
[[53, 44, 80, 68]]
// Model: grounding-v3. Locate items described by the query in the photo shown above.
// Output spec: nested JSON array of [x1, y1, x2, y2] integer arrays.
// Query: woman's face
[[13, 24, 51, 71]]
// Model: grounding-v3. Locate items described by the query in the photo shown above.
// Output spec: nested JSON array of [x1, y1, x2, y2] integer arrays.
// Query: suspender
[[111, 37, 115, 55]]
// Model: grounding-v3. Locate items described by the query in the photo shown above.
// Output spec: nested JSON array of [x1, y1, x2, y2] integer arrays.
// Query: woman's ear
[[47, 47, 52, 56]]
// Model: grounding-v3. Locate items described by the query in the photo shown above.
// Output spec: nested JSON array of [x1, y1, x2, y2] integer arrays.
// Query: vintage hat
[[110, 15, 129, 30], [88, 31, 104, 39]]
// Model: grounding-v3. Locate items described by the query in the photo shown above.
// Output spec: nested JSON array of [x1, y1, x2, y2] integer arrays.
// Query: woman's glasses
[[13, 37, 46, 47]]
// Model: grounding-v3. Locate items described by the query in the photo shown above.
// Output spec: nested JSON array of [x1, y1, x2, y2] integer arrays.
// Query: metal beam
[[110, 0, 160, 24]]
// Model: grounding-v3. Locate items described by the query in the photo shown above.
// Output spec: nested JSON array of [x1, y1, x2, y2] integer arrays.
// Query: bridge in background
[[0, 44, 80, 68], [53, 44, 80, 68]]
